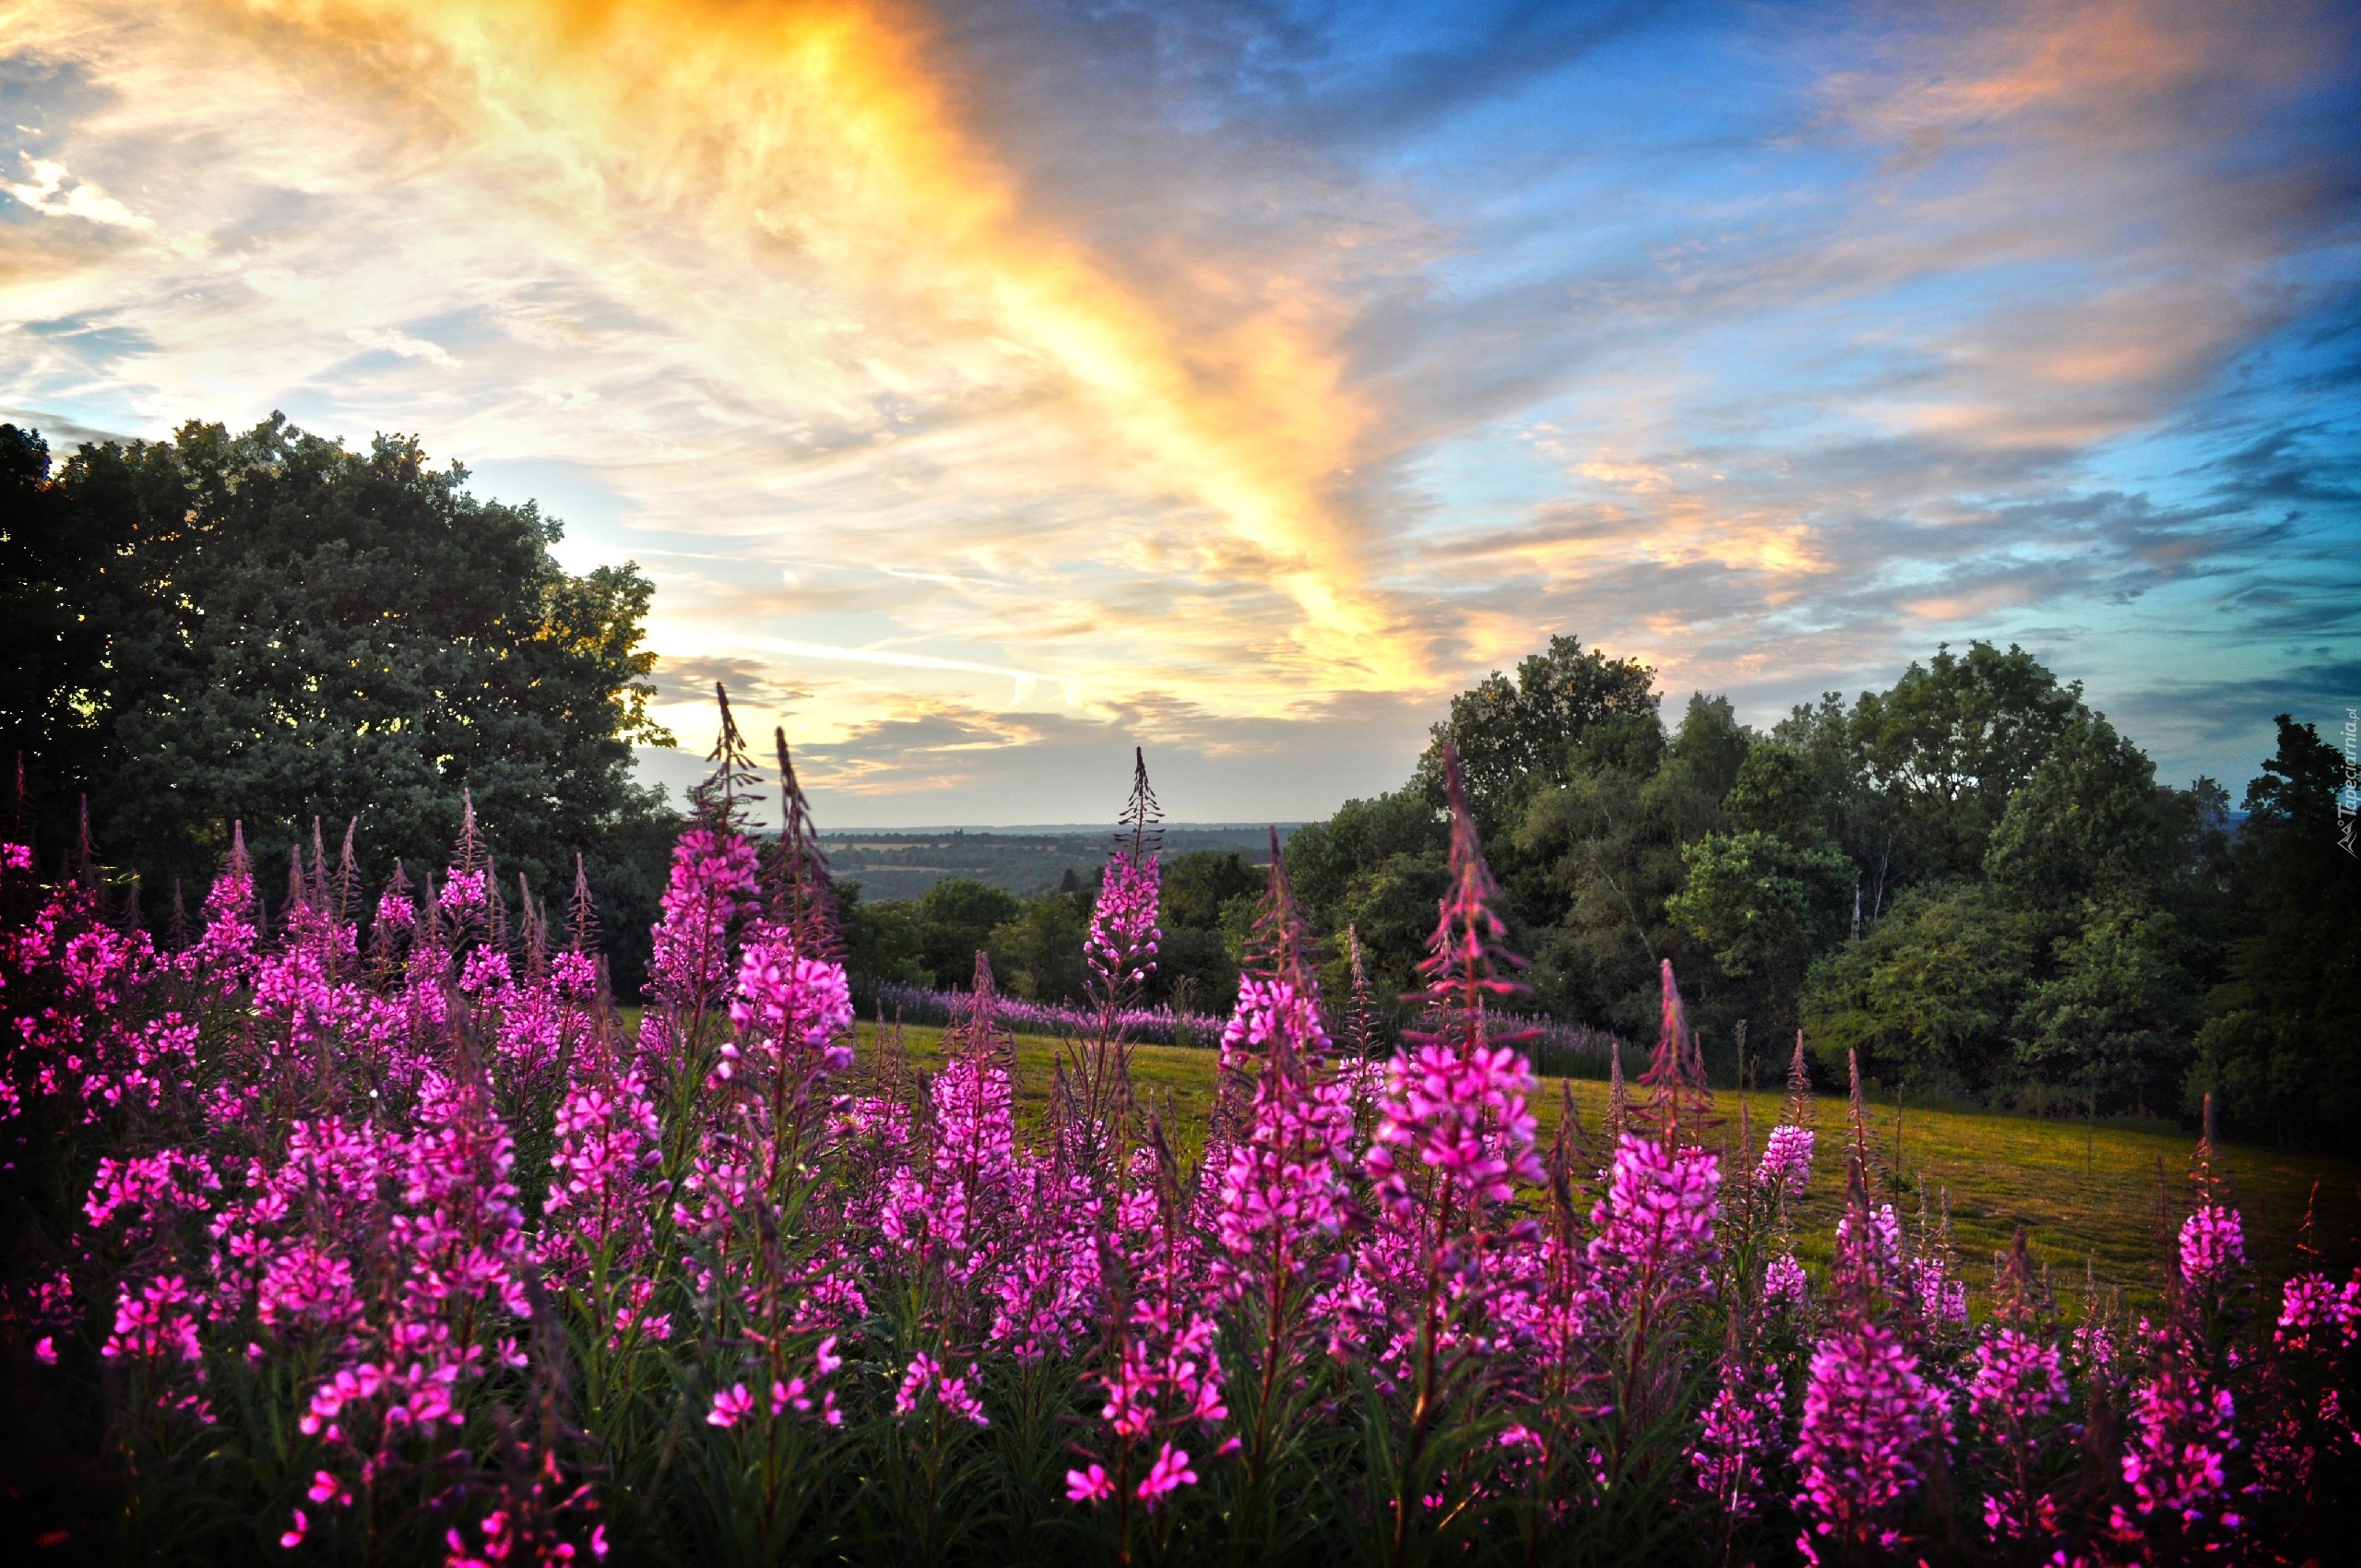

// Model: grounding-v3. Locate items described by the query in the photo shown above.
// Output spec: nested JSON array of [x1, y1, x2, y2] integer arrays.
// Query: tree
[[910, 879, 1022, 987], [991, 888, 1092, 1003], [1, 416, 678, 987], [1509, 694, 1740, 1042], [1155, 849, 1264, 1007], [1847, 641, 2086, 889], [1667, 830, 1852, 1031], [1412, 634, 1657, 831], [2015, 901, 2196, 1117], [1800, 883, 2035, 1097], [1284, 787, 1449, 1000], [2186, 716, 2361, 1146], [1985, 713, 2168, 908], [1, 424, 122, 823], [841, 882, 930, 988]]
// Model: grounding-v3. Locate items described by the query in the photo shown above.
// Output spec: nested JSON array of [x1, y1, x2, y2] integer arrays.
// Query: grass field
[[828, 1018, 2358, 1314]]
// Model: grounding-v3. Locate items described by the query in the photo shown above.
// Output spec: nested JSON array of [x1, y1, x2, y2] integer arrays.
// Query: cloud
[[645, 655, 813, 711], [344, 325, 457, 367], [3, 0, 2355, 812], [4, 155, 152, 230]]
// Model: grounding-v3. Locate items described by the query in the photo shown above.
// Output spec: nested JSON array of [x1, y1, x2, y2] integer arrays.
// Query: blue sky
[[5, 0, 2356, 825]]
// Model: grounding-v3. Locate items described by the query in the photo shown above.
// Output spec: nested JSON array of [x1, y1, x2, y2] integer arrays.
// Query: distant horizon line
[[810, 823, 1306, 836]]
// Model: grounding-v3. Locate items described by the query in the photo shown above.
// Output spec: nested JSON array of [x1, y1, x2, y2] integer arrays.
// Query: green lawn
[[691, 1015, 2359, 1314]]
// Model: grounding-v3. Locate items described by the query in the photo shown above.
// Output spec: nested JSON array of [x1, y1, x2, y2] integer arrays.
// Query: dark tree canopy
[[1414, 634, 1658, 831], [1848, 641, 2087, 885], [2186, 716, 2361, 1146], [1, 415, 676, 983]]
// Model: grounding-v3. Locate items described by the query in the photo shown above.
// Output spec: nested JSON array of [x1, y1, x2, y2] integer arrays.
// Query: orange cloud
[[235, 0, 1419, 689]]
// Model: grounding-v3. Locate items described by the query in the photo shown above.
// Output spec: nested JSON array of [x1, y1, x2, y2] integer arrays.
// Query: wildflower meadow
[[2, 695, 2355, 1566]]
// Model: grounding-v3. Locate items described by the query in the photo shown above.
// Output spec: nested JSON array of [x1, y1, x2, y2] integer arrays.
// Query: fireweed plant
[[2, 712, 2356, 1566]]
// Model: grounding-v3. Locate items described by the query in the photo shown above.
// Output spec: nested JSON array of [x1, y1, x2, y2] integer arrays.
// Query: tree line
[[848, 636, 2356, 1148], [7, 416, 2349, 1144]]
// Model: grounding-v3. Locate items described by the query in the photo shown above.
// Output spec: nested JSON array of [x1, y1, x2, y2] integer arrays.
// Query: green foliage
[[1502, 695, 1747, 1045], [1985, 714, 2169, 907], [0, 415, 678, 990], [910, 879, 1023, 987], [1666, 829, 1851, 997], [840, 882, 930, 987], [2186, 715, 2361, 1146], [829, 630, 2326, 1141], [990, 886, 1092, 1002], [2016, 900, 2198, 1115], [1156, 849, 1264, 1007], [1847, 641, 2087, 886], [1284, 789, 1449, 1001], [1410, 634, 1658, 833], [1800, 883, 2035, 1097]]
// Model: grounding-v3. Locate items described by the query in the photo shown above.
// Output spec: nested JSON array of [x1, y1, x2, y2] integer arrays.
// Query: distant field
[[840, 1019, 2359, 1313], [819, 826, 1287, 899]]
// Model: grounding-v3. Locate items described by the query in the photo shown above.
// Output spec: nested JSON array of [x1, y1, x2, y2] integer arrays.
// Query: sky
[[5, 0, 2357, 826]]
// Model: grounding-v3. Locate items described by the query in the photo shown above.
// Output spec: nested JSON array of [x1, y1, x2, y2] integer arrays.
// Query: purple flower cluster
[[1794, 1319, 1940, 1557], [1755, 1123, 1813, 1190], [2179, 1203, 2247, 1290], [4, 731, 2355, 1562], [1086, 849, 1161, 993]]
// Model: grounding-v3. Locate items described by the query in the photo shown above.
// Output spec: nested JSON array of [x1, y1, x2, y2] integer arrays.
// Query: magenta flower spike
[[1086, 749, 1164, 1002], [1756, 1123, 1814, 1192], [1637, 959, 1713, 1140], [2178, 1205, 2246, 1292], [1793, 1317, 1944, 1558]]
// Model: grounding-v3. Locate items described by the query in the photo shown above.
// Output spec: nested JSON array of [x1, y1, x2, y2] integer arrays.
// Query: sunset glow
[[5, 0, 2355, 819]]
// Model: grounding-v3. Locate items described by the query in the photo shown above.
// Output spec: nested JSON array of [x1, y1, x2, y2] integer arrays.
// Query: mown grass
[[635, 1012, 2356, 1314]]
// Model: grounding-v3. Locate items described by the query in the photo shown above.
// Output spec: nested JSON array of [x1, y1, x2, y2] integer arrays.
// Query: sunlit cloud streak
[[2, 0, 2355, 820]]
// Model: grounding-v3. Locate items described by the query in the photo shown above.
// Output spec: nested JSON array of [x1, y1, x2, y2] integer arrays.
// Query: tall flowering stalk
[[1205, 835, 1355, 1549], [1358, 745, 1545, 1561], [1791, 1055, 1946, 1562], [767, 726, 840, 962], [1588, 960, 1724, 1489], [641, 690, 765, 1167], [1069, 1125, 1227, 1559], [1067, 748, 1162, 1170]]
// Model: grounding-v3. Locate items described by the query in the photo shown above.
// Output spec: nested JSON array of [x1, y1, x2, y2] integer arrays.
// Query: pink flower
[[1834, 1202, 1903, 1281], [2277, 1269, 2361, 1353], [707, 1383, 754, 1428], [33, 1336, 56, 1364], [1691, 1356, 1785, 1517], [280, 1508, 308, 1550], [457, 945, 511, 995], [374, 886, 417, 931], [1588, 1133, 1722, 1288], [1756, 1123, 1814, 1190], [2177, 1205, 2245, 1290], [2117, 1355, 2238, 1539], [1366, 1039, 1545, 1221], [729, 932, 854, 1063], [645, 827, 762, 1012], [896, 1352, 989, 1426], [1794, 1319, 1941, 1552], [436, 869, 488, 921], [1065, 1464, 1114, 1503], [1136, 1442, 1197, 1509], [1970, 1330, 2065, 1428], [1210, 978, 1354, 1308], [1764, 1253, 1809, 1312], [550, 949, 597, 999], [1086, 849, 1160, 992]]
